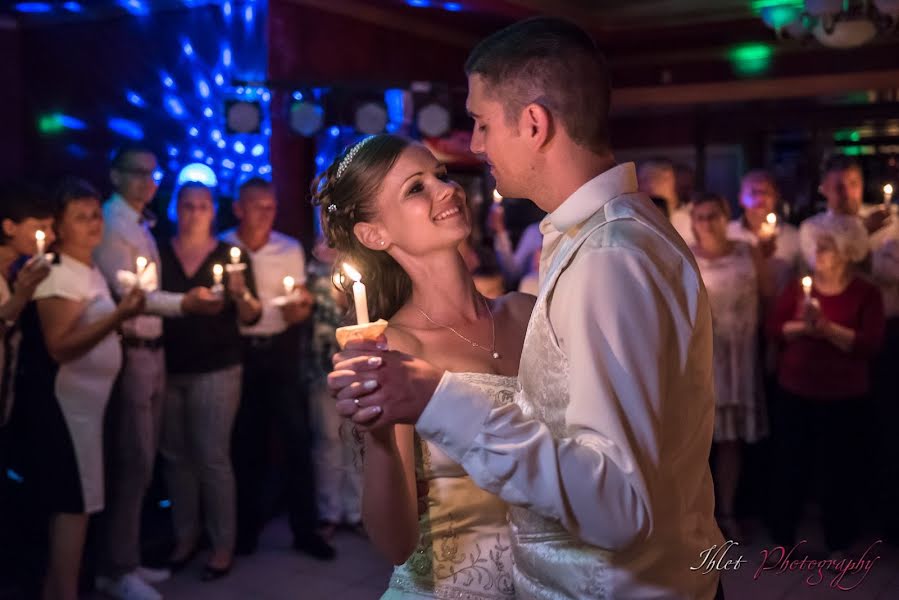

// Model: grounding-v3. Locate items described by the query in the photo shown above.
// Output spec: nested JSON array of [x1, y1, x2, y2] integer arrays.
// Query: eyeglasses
[[118, 167, 164, 184]]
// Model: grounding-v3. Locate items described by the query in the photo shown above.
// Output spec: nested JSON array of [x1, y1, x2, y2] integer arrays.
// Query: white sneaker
[[96, 572, 163, 600], [135, 566, 171, 584]]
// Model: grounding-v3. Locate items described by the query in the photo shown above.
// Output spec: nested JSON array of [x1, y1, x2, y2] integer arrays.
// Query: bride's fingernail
[[369, 406, 382, 415], [363, 380, 378, 390], [367, 356, 382, 367], [376, 341, 389, 350]]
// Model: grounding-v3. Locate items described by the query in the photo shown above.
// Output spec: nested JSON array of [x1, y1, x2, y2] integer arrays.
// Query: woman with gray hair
[[766, 228, 884, 559]]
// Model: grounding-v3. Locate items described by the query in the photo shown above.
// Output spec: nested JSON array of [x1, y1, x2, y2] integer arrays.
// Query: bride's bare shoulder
[[384, 315, 424, 356]]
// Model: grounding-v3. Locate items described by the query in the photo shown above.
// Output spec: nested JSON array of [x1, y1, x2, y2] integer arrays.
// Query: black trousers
[[871, 318, 899, 537], [231, 326, 319, 544], [767, 387, 867, 551]]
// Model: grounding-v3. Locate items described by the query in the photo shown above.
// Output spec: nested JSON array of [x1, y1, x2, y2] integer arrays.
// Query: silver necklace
[[414, 295, 501, 360]]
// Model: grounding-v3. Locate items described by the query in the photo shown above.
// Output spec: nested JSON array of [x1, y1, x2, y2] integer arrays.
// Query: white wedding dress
[[381, 375, 518, 600]]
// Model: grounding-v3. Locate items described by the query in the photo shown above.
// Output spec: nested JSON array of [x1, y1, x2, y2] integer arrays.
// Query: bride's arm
[[361, 424, 419, 565]]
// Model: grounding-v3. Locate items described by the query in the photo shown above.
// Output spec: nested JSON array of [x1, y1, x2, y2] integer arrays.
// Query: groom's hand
[[328, 336, 444, 431]]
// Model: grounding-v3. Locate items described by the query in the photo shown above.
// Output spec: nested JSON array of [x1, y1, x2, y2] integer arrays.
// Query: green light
[[38, 113, 64, 134], [750, 0, 803, 12], [842, 146, 875, 156], [834, 129, 862, 142], [728, 43, 773, 77]]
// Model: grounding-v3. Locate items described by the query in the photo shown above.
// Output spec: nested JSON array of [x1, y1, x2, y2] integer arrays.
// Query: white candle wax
[[283, 275, 295, 296], [213, 264, 224, 286], [35, 230, 46, 256], [802, 276, 813, 300], [343, 263, 369, 325], [884, 183, 894, 209], [229, 246, 241, 264]]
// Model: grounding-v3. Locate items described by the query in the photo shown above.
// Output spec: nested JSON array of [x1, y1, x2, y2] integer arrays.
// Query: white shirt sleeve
[[418, 246, 671, 551], [33, 265, 83, 302]]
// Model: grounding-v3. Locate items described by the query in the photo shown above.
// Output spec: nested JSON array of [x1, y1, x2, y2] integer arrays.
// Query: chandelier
[[758, 0, 899, 48]]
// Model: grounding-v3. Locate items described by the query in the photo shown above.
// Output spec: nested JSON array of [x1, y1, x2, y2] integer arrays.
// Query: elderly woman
[[159, 181, 261, 580], [766, 228, 884, 558], [690, 192, 772, 540], [15, 179, 145, 600]]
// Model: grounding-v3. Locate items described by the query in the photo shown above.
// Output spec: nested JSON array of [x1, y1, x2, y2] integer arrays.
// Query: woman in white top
[[16, 179, 144, 600], [691, 192, 773, 541]]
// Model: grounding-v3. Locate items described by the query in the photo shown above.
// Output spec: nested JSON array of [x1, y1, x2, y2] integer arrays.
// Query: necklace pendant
[[492, 351, 501, 359]]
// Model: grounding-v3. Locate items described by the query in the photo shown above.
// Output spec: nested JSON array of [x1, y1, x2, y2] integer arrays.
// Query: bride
[[312, 134, 533, 599]]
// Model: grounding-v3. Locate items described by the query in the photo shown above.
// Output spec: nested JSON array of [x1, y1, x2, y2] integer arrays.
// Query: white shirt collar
[[544, 163, 638, 234]]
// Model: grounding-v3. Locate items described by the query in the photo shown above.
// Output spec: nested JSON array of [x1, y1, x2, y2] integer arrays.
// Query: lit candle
[[229, 246, 241, 264], [760, 212, 777, 239], [802, 275, 813, 300], [883, 183, 894, 209], [283, 275, 295, 296], [343, 262, 369, 325], [35, 230, 46, 256], [136, 256, 148, 276], [492, 189, 503, 204], [213, 263, 224, 286]]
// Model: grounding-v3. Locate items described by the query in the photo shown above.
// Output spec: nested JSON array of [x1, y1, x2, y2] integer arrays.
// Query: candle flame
[[343, 262, 362, 283], [492, 189, 503, 203], [766, 213, 777, 225], [802, 276, 812, 288], [885, 183, 894, 196], [35, 230, 46, 242], [229, 246, 241, 262], [136, 256, 148, 271], [283, 276, 295, 292], [213, 264, 224, 276]]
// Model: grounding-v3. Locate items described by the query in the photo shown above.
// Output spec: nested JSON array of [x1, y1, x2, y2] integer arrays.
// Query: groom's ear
[[353, 221, 390, 251], [523, 103, 552, 149]]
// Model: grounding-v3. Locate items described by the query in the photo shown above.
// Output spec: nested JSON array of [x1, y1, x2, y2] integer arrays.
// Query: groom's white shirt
[[417, 162, 723, 599]]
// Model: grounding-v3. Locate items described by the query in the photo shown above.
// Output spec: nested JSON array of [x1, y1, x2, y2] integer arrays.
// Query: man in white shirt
[[221, 177, 335, 560], [727, 169, 801, 294], [638, 157, 695, 245], [330, 18, 723, 600], [94, 146, 223, 600]]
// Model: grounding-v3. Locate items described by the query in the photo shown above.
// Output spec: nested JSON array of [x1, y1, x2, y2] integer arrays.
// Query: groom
[[330, 17, 725, 599]]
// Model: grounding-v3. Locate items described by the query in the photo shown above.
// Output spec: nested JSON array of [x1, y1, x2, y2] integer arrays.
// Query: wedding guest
[[16, 179, 145, 600], [727, 170, 801, 295], [766, 229, 884, 558], [487, 201, 542, 284], [159, 181, 260, 580], [94, 146, 222, 600], [221, 178, 335, 560], [306, 236, 362, 539], [691, 192, 772, 541], [638, 157, 694, 244]]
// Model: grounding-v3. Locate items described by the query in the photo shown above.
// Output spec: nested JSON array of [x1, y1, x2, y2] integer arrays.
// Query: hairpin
[[327, 204, 337, 213], [335, 136, 376, 181]]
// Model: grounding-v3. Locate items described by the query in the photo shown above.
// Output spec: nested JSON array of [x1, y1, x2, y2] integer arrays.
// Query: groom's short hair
[[465, 17, 611, 153]]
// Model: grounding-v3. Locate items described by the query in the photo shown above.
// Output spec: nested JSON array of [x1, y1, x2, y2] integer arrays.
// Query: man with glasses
[[94, 145, 223, 600]]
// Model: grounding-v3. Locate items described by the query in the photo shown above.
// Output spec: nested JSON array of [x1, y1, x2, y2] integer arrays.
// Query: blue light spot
[[118, 0, 149, 16], [159, 499, 172, 508], [153, 169, 164, 184], [315, 156, 325, 167], [165, 96, 185, 117], [244, 4, 253, 23], [6, 469, 24, 483], [161, 71, 175, 88], [182, 41, 194, 56], [215, 73, 225, 86], [203, 107, 213, 118], [236, 86, 245, 95], [192, 149, 204, 160], [217, 140, 226, 149], [126, 91, 144, 107], [205, 157, 214, 166], [211, 129, 222, 141], [223, 1, 231, 17], [233, 141, 246, 154], [407, 0, 430, 6], [66, 144, 88, 158], [16, 2, 52, 12], [108, 117, 144, 140], [262, 92, 271, 102], [263, 127, 272, 136], [222, 159, 236, 170], [168, 146, 179, 157], [259, 165, 272, 175], [198, 80, 210, 98], [222, 47, 232, 67], [58, 115, 87, 130], [293, 91, 304, 101], [251, 144, 265, 157], [443, 1, 462, 10], [188, 127, 199, 137], [63, 2, 83, 12], [241, 163, 254, 173], [329, 126, 340, 137]]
